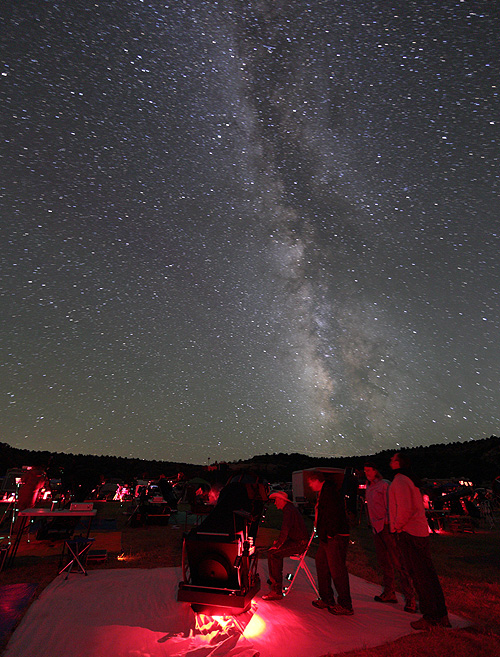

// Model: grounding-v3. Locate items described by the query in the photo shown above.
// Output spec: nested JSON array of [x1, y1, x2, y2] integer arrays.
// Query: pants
[[315, 535, 352, 610], [268, 540, 308, 593], [397, 531, 448, 621], [373, 525, 415, 602]]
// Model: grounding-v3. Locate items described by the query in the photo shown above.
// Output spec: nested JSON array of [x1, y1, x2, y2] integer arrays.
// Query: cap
[[269, 491, 290, 503]]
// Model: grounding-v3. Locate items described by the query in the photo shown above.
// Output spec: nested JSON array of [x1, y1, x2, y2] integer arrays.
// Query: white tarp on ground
[[5, 559, 468, 657]]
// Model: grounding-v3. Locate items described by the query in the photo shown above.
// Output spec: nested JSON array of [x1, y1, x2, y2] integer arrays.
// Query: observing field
[[1, 500, 499, 656]]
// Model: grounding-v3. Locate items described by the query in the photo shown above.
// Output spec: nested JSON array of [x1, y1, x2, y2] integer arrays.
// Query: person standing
[[364, 462, 416, 612], [17, 465, 48, 511], [13, 465, 48, 533], [309, 471, 353, 616], [388, 452, 451, 630], [262, 491, 309, 600]]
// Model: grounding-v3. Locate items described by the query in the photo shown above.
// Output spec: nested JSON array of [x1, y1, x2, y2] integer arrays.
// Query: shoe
[[374, 591, 397, 603], [262, 590, 283, 601], [404, 602, 418, 613], [328, 603, 354, 616], [411, 615, 451, 631], [411, 617, 433, 631], [312, 598, 331, 610], [436, 615, 452, 628]]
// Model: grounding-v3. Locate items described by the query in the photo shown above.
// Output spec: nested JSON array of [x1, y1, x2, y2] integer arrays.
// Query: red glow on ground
[[196, 613, 235, 634], [117, 552, 138, 562], [242, 613, 266, 638]]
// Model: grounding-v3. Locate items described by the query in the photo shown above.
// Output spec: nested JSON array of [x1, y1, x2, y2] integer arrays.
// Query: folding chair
[[283, 530, 319, 597], [0, 543, 9, 572], [59, 535, 95, 579]]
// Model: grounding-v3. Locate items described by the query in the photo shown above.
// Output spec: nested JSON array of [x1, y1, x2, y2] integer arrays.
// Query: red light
[[243, 613, 266, 638]]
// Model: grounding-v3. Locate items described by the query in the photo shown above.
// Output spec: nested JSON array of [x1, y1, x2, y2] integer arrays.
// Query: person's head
[[389, 453, 400, 470], [308, 471, 325, 493], [363, 461, 381, 483], [390, 451, 411, 471], [269, 491, 290, 510]]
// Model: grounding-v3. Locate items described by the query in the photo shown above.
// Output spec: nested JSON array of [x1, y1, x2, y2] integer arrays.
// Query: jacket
[[315, 480, 350, 541]]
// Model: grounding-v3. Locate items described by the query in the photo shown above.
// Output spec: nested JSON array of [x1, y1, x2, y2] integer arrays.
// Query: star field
[[1, 0, 499, 464]]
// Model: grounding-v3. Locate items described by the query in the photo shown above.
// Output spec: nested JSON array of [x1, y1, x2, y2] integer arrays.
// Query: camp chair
[[0, 543, 9, 572], [283, 530, 319, 597], [59, 535, 95, 579]]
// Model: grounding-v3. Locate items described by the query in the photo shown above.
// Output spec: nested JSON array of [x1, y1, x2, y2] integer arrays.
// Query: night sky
[[1, 0, 499, 465]]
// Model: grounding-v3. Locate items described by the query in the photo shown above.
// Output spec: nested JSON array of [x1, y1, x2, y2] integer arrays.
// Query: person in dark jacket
[[262, 491, 309, 601], [309, 471, 353, 615]]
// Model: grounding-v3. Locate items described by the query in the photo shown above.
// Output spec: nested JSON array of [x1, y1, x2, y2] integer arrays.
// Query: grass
[[339, 518, 500, 657], [1, 502, 499, 656]]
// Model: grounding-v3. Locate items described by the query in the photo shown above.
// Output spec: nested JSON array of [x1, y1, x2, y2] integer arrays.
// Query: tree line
[[1, 435, 499, 488]]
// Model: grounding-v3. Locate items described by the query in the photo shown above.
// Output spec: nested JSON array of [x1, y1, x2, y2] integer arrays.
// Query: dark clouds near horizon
[[1, 0, 499, 464]]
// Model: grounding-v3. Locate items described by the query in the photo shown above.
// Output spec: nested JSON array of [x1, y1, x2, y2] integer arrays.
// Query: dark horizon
[[2, 435, 498, 472]]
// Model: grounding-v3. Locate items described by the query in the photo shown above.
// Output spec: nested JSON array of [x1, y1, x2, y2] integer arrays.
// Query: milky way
[[1, 0, 499, 463]]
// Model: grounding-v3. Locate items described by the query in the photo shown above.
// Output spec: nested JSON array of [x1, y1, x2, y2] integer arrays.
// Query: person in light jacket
[[364, 462, 416, 612], [388, 452, 451, 631]]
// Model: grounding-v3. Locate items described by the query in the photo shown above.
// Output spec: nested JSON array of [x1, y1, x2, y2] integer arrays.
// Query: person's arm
[[389, 476, 414, 532], [318, 483, 341, 539], [369, 481, 390, 529], [271, 504, 292, 548]]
